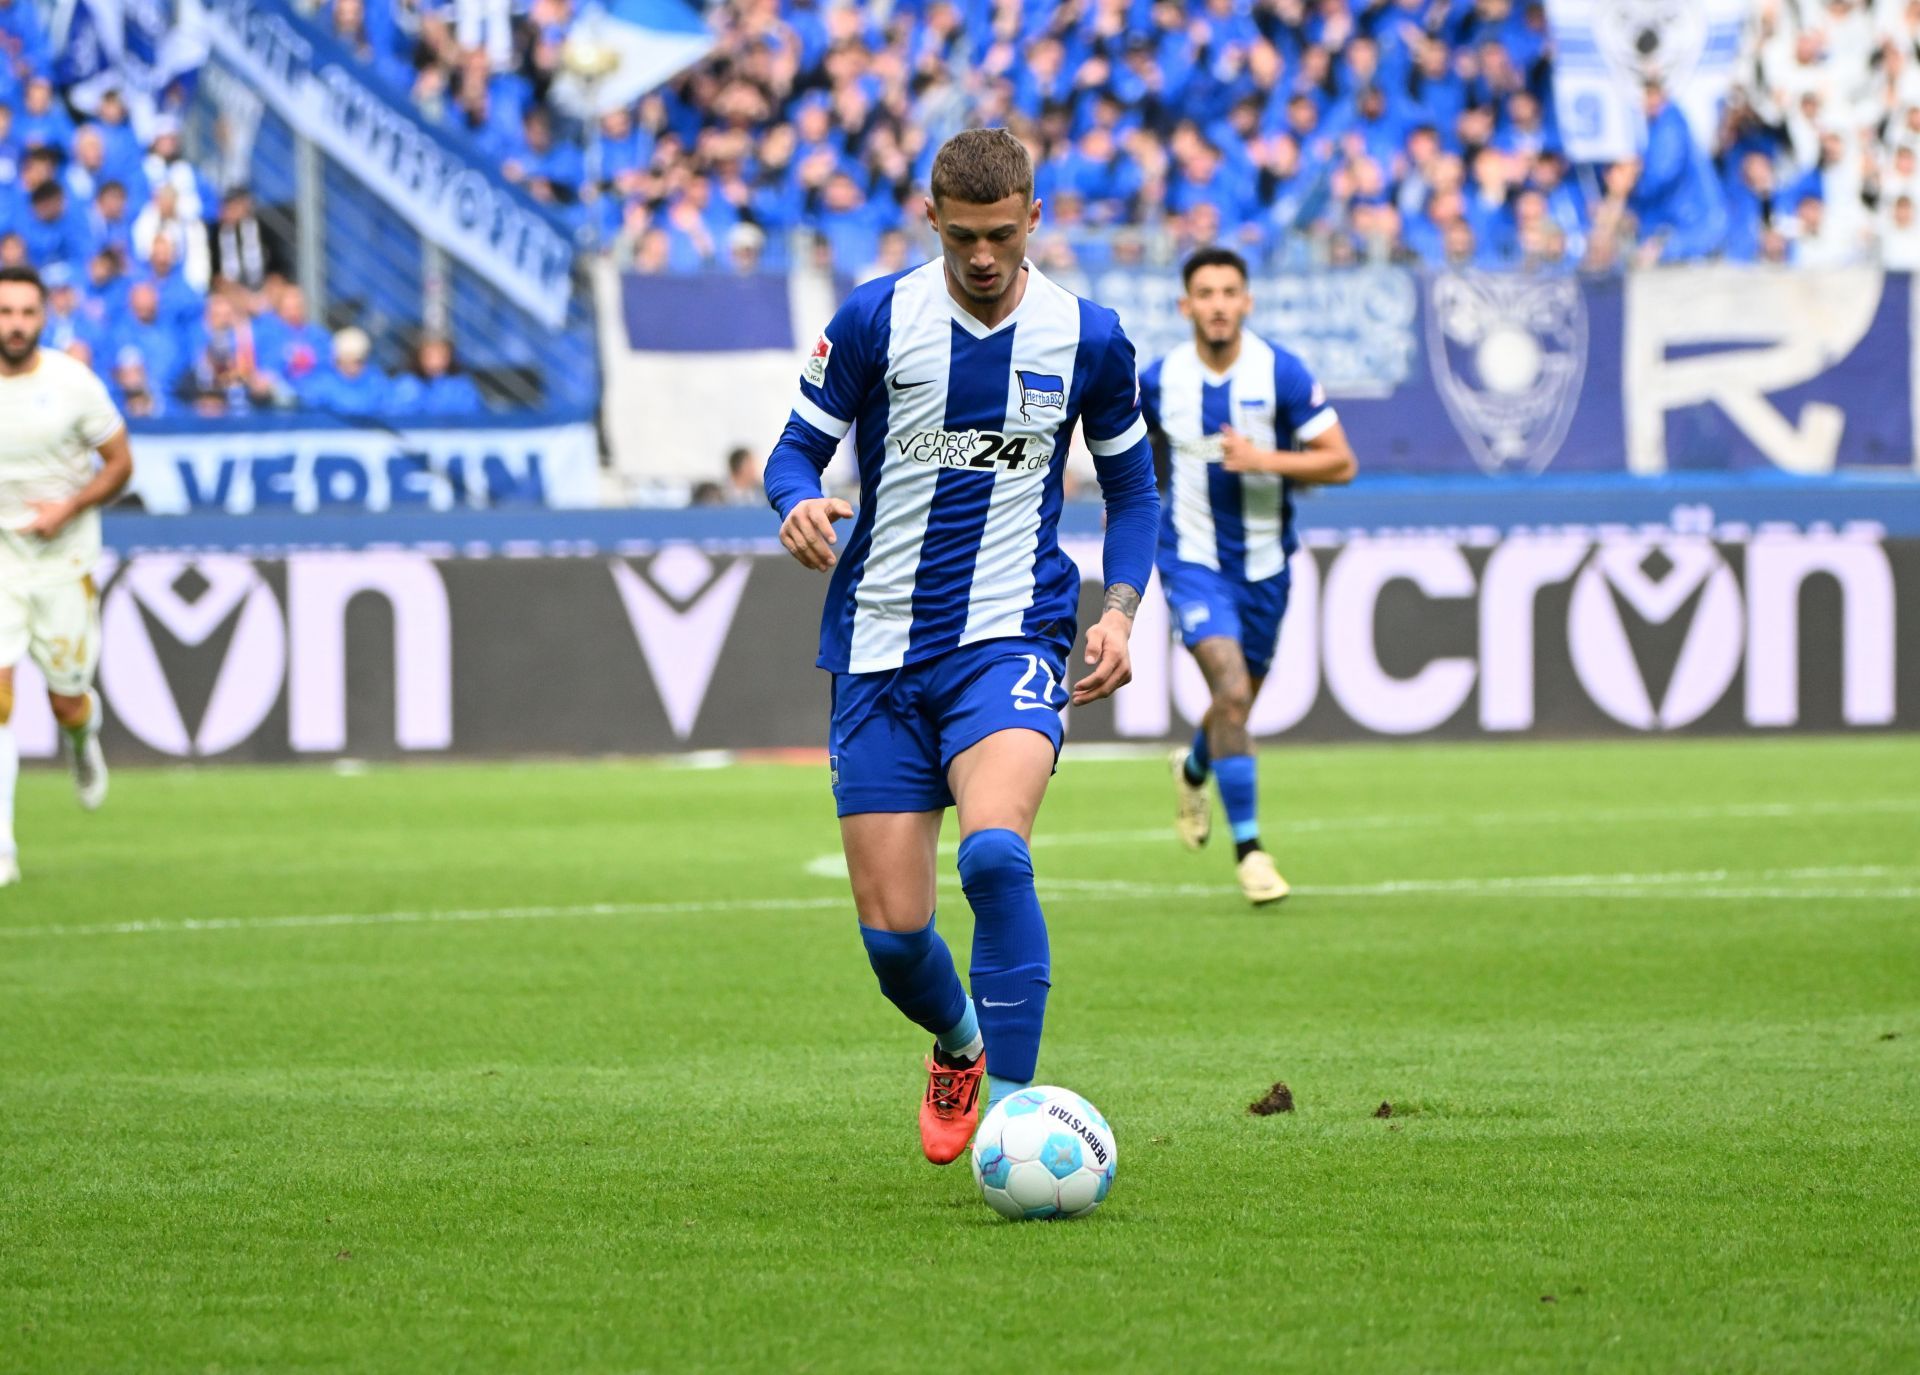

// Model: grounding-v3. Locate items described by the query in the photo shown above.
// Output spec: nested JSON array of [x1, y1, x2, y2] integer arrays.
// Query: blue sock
[[958, 828, 1050, 1085], [938, 998, 981, 1059], [986, 1074, 1030, 1110], [859, 917, 969, 1041], [1184, 724, 1211, 785], [1215, 754, 1260, 844]]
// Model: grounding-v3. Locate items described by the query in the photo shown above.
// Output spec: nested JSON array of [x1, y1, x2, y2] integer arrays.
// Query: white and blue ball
[[970, 1085, 1117, 1221]]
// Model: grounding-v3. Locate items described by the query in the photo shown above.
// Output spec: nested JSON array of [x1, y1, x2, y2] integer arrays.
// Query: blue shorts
[[1159, 558, 1292, 678], [828, 631, 1071, 817]]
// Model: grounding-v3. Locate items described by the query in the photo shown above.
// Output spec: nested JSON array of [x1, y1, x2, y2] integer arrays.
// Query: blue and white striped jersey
[[770, 260, 1155, 674], [1142, 334, 1337, 583]]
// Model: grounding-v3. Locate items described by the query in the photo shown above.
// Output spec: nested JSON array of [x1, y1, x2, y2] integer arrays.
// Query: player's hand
[[22, 499, 75, 538], [1218, 427, 1266, 473], [780, 496, 853, 572], [1072, 609, 1134, 705]]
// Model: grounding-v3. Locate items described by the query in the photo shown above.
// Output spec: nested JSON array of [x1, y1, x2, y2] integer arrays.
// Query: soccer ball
[[971, 1085, 1117, 1221]]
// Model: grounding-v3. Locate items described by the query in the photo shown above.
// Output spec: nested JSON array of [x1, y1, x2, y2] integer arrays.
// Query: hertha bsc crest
[[1426, 271, 1588, 475]]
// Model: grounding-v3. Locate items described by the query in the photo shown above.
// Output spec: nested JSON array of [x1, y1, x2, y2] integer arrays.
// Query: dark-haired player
[[763, 129, 1159, 1163], [0, 265, 134, 887], [1142, 248, 1357, 905]]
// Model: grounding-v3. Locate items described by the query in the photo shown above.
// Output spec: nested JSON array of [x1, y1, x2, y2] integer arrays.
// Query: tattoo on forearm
[[1102, 584, 1140, 620]]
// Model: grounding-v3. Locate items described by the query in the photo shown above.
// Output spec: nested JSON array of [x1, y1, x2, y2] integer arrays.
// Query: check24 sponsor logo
[[895, 429, 1049, 471]]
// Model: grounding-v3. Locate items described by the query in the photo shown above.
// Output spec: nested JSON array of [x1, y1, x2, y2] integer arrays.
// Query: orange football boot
[[919, 1046, 986, 1164]]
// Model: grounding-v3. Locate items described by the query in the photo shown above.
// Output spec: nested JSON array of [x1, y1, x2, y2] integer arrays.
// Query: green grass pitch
[[2, 736, 1916, 1373]]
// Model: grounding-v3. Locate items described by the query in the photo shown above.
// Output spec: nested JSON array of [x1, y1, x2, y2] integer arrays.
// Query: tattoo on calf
[[1101, 584, 1141, 620]]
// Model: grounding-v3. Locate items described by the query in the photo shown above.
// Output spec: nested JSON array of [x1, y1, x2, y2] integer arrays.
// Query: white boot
[[64, 688, 107, 811]]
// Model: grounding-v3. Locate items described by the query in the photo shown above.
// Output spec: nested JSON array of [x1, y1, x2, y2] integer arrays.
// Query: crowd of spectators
[[12, 0, 1920, 414], [1714, 0, 1920, 268], [318, 0, 1920, 274], [0, 0, 491, 418]]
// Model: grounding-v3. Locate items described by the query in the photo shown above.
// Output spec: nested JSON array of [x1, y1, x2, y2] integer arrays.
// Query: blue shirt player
[[765, 130, 1159, 1167], [1142, 247, 1358, 906]]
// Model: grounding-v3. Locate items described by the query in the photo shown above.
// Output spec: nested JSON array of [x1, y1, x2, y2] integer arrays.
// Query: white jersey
[[0, 349, 125, 590]]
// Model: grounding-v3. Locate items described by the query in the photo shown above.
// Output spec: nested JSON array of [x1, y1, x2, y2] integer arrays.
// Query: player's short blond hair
[[930, 129, 1033, 207]]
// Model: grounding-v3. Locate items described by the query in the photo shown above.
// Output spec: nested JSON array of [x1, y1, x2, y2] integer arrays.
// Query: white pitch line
[[786, 796, 1920, 872], [1289, 863, 1913, 895], [1559, 887, 1920, 900], [0, 896, 852, 941], [1035, 866, 1920, 902], [1005, 796, 1920, 853], [3, 865, 1915, 943]]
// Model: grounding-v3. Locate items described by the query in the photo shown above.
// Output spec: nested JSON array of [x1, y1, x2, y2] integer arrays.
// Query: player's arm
[[24, 408, 133, 539], [1218, 420, 1357, 484], [768, 298, 877, 571], [1074, 322, 1160, 706], [768, 416, 851, 571], [1219, 356, 1357, 485]]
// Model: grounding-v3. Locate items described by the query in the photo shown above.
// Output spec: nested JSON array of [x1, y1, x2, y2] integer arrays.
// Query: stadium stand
[[5, 0, 1920, 420], [372, 0, 1915, 275]]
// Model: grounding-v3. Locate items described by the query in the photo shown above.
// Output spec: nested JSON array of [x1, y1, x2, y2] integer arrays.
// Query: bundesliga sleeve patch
[[1310, 381, 1326, 408], [803, 333, 833, 388]]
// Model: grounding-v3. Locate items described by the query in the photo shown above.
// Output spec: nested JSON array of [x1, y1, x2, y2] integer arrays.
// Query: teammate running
[[0, 264, 133, 887], [765, 130, 1158, 1164], [1142, 248, 1357, 906]]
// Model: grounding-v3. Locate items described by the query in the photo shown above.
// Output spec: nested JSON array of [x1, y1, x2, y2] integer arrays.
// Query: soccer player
[[765, 130, 1159, 1164], [0, 265, 133, 887], [1142, 248, 1357, 906]]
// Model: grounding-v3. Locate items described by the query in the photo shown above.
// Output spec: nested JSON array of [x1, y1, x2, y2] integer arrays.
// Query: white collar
[[940, 260, 1043, 340]]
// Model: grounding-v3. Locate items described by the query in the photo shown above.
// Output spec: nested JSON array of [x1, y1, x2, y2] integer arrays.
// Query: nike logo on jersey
[[890, 376, 932, 391], [979, 998, 1028, 1008]]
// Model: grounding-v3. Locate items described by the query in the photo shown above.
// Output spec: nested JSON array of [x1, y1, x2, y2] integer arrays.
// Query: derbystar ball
[[971, 1085, 1117, 1221]]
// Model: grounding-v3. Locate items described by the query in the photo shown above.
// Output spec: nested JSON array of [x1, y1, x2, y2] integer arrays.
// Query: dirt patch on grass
[[1248, 1082, 1295, 1115], [1374, 1101, 1394, 1119]]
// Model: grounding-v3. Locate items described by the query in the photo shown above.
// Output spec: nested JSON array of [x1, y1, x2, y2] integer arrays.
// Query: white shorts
[[0, 575, 101, 697]]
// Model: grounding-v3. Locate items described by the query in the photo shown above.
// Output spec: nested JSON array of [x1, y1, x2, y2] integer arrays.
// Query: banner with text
[[126, 417, 601, 512], [21, 526, 1913, 763], [611, 266, 1920, 481], [188, 0, 575, 327], [1089, 265, 1917, 478]]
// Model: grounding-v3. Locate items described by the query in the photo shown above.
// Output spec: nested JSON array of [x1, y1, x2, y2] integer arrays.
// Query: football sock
[[959, 827, 1050, 1085], [936, 998, 984, 1063], [1235, 838, 1263, 862], [61, 689, 99, 749], [0, 724, 15, 857], [1216, 754, 1260, 847], [1183, 724, 1211, 785], [986, 1074, 1031, 1110], [859, 916, 969, 1041]]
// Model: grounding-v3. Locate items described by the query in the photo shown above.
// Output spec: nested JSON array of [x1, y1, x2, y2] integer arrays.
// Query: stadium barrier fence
[[15, 485, 1915, 762]]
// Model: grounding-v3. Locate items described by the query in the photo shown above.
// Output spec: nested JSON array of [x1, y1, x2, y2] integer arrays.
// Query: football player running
[[765, 130, 1159, 1164], [0, 265, 133, 887], [1141, 248, 1357, 905]]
